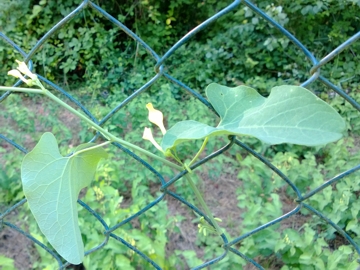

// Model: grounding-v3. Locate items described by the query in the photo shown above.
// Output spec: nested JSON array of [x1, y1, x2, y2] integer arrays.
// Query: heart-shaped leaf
[[161, 83, 345, 151], [21, 132, 107, 264]]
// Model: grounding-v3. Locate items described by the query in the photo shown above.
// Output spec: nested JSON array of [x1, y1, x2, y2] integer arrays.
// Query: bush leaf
[[21, 132, 107, 264], [161, 83, 345, 151]]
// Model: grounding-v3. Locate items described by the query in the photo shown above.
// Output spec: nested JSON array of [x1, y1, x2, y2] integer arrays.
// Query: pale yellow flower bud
[[146, 103, 166, 135], [7, 69, 33, 86], [142, 127, 163, 152], [8, 60, 41, 87], [8, 69, 23, 78], [15, 60, 37, 80]]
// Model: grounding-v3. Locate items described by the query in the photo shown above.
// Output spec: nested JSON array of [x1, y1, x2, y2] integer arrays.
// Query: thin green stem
[[0, 86, 43, 94], [44, 90, 183, 171], [167, 150, 183, 164], [175, 148, 221, 233], [188, 137, 209, 167], [184, 174, 223, 235], [71, 141, 111, 157], [1, 85, 183, 171]]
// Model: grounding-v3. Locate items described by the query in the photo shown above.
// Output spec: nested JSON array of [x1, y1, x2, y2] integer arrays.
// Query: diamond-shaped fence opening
[[1, 0, 360, 269]]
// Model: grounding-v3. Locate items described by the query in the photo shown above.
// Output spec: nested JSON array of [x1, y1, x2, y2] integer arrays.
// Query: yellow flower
[[15, 60, 38, 80], [7, 69, 33, 85], [8, 60, 38, 87], [142, 127, 163, 152], [146, 103, 166, 135], [143, 103, 167, 153]]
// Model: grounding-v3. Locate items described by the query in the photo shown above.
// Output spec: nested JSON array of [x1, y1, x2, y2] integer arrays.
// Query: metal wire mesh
[[1, 0, 360, 269]]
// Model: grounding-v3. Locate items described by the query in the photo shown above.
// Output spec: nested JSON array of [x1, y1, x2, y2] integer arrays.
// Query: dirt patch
[[164, 167, 245, 264], [0, 210, 35, 270], [24, 97, 83, 148], [349, 135, 360, 155], [200, 170, 244, 237], [0, 95, 83, 151]]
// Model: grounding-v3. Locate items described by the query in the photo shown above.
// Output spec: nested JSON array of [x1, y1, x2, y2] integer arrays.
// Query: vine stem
[[184, 174, 223, 235], [0, 86, 182, 171], [71, 141, 112, 157], [188, 137, 209, 167], [182, 137, 223, 235], [0, 87, 43, 94]]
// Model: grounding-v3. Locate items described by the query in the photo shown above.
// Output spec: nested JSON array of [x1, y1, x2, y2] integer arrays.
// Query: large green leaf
[[21, 132, 107, 264], [161, 84, 345, 151]]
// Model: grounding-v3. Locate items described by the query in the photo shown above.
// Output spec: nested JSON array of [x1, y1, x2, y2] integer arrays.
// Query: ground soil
[[0, 210, 35, 269]]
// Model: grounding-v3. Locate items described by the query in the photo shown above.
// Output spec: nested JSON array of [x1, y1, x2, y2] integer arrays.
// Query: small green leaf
[[161, 83, 345, 151], [0, 255, 15, 268], [21, 132, 107, 264], [299, 250, 314, 264]]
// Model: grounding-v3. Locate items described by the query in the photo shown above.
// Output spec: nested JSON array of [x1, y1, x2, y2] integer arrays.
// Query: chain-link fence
[[1, 0, 360, 269]]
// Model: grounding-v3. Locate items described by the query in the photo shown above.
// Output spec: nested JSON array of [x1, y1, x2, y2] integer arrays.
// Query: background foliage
[[1, 0, 360, 269]]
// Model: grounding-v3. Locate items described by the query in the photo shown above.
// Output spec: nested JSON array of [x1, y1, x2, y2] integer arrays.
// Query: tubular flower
[[15, 60, 38, 80], [7, 70, 33, 86], [8, 60, 39, 87], [146, 103, 166, 135], [142, 127, 163, 152]]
